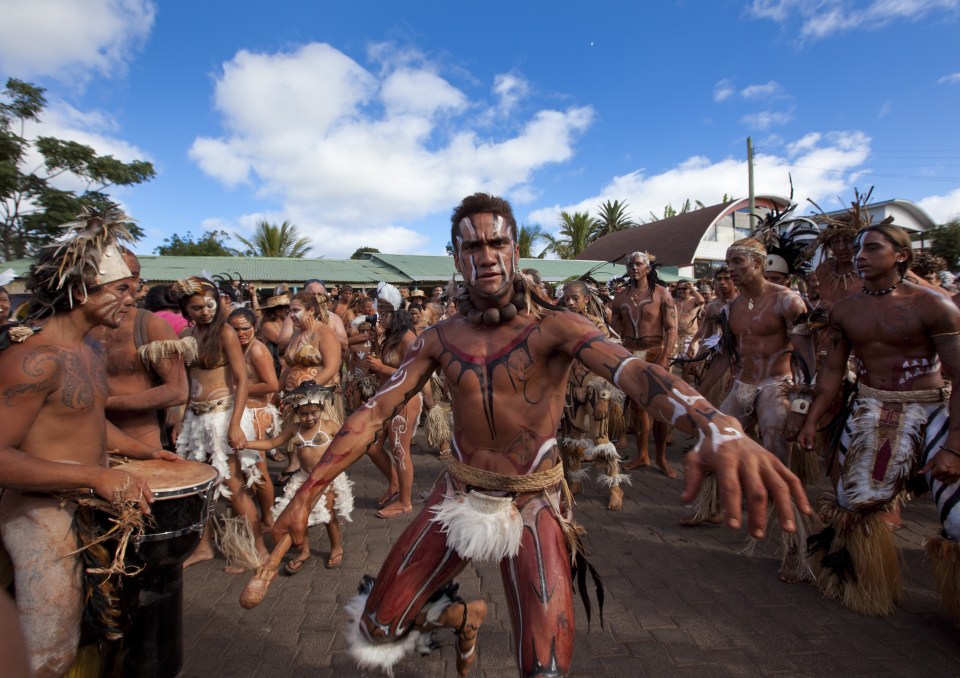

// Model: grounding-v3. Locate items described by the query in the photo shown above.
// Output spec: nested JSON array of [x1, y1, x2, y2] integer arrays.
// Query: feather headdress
[[283, 380, 337, 409], [31, 205, 134, 308], [750, 203, 819, 277], [805, 187, 893, 258], [376, 281, 404, 310]]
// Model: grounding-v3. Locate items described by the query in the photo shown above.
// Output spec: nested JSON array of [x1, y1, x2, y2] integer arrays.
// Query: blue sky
[[1, 0, 959, 258]]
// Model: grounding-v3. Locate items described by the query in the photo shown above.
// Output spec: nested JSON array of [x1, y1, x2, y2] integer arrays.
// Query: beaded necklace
[[862, 276, 903, 296]]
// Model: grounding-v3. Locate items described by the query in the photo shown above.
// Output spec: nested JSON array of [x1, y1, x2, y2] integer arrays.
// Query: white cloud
[[919, 187, 960, 223], [878, 100, 893, 117], [938, 72, 960, 85], [740, 110, 794, 129], [713, 79, 735, 102], [740, 81, 783, 99], [526, 130, 872, 233], [747, 0, 958, 40], [493, 73, 530, 112], [0, 0, 155, 82], [189, 42, 594, 257]]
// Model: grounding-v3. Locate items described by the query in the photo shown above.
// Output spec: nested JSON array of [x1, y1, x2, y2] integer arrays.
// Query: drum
[[103, 459, 218, 678]]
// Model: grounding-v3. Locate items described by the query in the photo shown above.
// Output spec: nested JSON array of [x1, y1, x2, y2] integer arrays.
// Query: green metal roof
[[2, 254, 681, 285]]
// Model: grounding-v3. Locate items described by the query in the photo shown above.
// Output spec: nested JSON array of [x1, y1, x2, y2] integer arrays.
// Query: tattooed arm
[[797, 312, 851, 452], [0, 343, 155, 509], [560, 313, 810, 537], [272, 331, 437, 547]]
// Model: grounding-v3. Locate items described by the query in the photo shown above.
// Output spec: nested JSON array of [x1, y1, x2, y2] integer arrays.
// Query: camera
[[364, 314, 378, 325]]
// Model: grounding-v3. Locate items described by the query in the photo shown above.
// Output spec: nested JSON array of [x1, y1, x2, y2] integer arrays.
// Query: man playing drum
[[0, 208, 179, 677]]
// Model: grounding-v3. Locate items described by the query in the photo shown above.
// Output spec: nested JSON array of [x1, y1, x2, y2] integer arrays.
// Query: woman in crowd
[[172, 277, 265, 570], [228, 307, 281, 529]]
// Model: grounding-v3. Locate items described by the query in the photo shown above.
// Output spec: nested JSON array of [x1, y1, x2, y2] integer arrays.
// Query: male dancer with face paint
[[270, 194, 810, 678], [682, 237, 816, 584], [799, 223, 960, 618], [611, 252, 678, 477]]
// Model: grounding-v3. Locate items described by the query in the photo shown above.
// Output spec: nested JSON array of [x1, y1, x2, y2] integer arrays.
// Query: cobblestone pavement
[[180, 432, 960, 677]]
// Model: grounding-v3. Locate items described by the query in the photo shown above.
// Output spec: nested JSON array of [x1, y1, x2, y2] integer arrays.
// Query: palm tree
[[643, 198, 707, 224], [516, 223, 544, 258], [593, 199, 635, 238], [238, 219, 312, 257], [539, 211, 598, 259]]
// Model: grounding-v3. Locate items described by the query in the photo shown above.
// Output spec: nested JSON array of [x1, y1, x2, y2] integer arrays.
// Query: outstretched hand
[[681, 426, 811, 538]]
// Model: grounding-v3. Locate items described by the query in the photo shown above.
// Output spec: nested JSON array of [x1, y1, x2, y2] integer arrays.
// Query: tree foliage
[[643, 198, 707, 223], [0, 78, 155, 260], [237, 219, 312, 258], [155, 230, 238, 257], [593, 199, 636, 238], [517, 224, 545, 258], [539, 211, 598, 259], [351, 246, 380, 260], [929, 219, 960, 270]]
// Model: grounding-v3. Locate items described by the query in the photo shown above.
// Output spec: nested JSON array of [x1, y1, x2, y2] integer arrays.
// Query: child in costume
[[246, 381, 353, 572]]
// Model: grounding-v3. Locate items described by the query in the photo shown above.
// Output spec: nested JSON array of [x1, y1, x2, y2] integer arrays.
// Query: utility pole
[[747, 137, 755, 220]]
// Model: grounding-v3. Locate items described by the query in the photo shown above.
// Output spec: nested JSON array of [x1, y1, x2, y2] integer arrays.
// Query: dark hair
[[449, 193, 517, 251], [381, 309, 415, 356], [714, 265, 731, 279], [144, 284, 179, 312], [292, 290, 322, 315], [176, 278, 227, 369], [228, 306, 257, 326], [855, 223, 913, 275]]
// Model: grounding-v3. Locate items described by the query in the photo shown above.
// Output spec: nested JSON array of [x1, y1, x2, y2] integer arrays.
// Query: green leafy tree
[[539, 211, 598, 259], [517, 224, 545, 258], [237, 219, 311, 257], [351, 246, 380, 260], [929, 219, 960, 269], [156, 230, 238, 257], [0, 78, 155, 260], [593, 199, 635, 238], [643, 198, 707, 223]]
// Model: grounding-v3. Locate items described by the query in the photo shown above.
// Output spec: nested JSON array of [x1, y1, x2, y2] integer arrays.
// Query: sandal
[[376, 503, 412, 519], [326, 550, 343, 569], [377, 490, 399, 509], [284, 556, 310, 575]]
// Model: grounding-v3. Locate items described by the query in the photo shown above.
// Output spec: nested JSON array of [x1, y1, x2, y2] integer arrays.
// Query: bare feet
[[452, 600, 488, 677], [326, 546, 344, 569], [376, 502, 412, 519], [182, 544, 215, 569], [656, 455, 677, 478], [224, 565, 247, 575], [622, 456, 649, 471], [607, 486, 624, 511], [679, 514, 722, 527]]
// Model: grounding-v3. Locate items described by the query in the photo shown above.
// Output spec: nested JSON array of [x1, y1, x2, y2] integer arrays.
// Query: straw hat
[[263, 294, 291, 309], [409, 289, 427, 299]]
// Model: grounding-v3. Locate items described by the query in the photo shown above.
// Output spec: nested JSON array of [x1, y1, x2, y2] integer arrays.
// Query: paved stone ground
[[180, 432, 960, 677]]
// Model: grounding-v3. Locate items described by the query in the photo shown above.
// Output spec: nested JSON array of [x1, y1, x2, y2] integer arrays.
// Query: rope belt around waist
[[439, 450, 564, 493], [858, 383, 950, 403]]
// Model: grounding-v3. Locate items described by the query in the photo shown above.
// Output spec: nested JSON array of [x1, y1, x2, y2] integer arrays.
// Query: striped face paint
[[459, 217, 477, 241], [490, 214, 504, 238], [469, 255, 478, 282]]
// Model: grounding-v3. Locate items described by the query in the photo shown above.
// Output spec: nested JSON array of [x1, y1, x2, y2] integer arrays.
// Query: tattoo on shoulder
[[2, 345, 96, 409]]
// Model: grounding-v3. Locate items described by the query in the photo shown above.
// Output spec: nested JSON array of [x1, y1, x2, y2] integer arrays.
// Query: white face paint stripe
[[612, 356, 639, 388], [491, 215, 503, 238], [470, 255, 477, 283], [497, 253, 507, 277], [459, 217, 477, 240]]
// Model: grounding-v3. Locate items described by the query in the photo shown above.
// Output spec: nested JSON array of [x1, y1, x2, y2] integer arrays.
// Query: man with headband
[[0, 207, 179, 676], [611, 251, 678, 477], [269, 193, 811, 677]]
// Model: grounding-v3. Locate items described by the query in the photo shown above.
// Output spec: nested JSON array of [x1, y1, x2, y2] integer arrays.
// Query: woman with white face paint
[[170, 276, 265, 571]]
